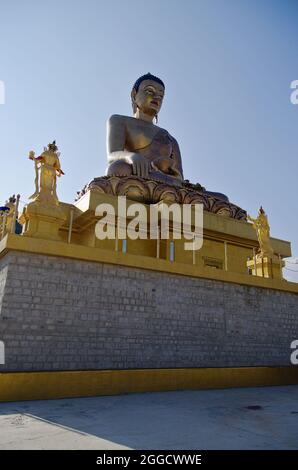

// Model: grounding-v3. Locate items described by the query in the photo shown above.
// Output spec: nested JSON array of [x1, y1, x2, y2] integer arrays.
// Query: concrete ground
[[0, 385, 297, 450]]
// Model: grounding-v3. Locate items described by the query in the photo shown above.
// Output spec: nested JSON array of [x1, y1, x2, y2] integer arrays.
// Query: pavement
[[0, 385, 298, 450]]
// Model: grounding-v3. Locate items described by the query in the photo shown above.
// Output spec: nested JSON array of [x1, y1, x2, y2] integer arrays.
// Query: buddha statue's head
[[131, 73, 165, 120]]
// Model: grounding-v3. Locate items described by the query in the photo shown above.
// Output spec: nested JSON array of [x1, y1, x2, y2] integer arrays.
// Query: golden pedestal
[[20, 201, 67, 241], [247, 255, 284, 280]]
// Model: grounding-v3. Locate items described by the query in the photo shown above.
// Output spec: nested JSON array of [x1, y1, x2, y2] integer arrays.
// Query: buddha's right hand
[[129, 153, 152, 179]]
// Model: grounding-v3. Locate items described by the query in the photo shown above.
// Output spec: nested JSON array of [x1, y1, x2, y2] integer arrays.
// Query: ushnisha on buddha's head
[[131, 73, 165, 122]]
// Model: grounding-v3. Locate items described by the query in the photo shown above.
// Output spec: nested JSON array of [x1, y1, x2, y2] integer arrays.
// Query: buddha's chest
[[126, 122, 172, 158]]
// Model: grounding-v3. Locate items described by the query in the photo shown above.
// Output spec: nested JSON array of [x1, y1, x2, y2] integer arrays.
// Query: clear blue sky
[[1, 0, 297, 281]]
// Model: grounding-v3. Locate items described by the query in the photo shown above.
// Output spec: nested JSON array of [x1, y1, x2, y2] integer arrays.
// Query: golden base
[[0, 366, 297, 402], [247, 255, 284, 279], [20, 201, 67, 241]]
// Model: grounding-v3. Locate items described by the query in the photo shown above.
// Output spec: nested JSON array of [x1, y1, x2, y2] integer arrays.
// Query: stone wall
[[0, 251, 297, 371]]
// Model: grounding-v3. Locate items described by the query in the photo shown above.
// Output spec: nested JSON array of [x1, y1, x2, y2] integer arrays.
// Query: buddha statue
[[106, 73, 184, 187], [78, 74, 246, 217], [105, 73, 229, 202]]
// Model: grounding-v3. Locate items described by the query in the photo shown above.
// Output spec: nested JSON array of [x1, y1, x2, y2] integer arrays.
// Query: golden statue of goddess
[[248, 206, 274, 258], [29, 141, 64, 205]]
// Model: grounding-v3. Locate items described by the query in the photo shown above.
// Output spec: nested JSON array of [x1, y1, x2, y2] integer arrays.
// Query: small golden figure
[[1, 194, 16, 214], [248, 206, 274, 258], [0, 195, 21, 236], [29, 141, 64, 205]]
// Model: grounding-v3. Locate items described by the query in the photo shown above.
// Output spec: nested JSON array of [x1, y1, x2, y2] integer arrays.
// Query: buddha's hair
[[132, 73, 165, 92]]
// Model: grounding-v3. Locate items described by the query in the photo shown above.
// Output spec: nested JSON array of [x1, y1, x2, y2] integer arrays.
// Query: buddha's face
[[132, 79, 165, 117]]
